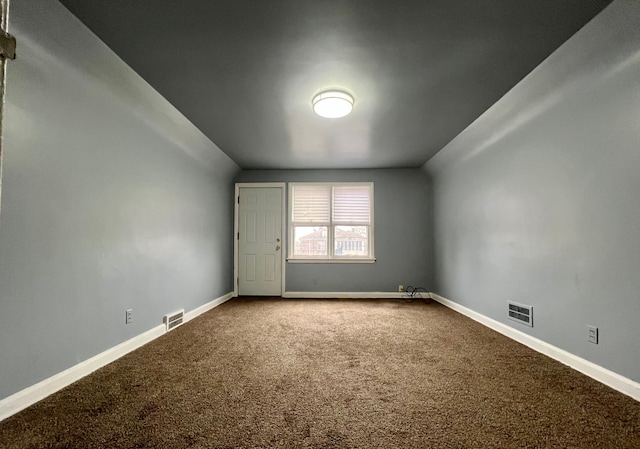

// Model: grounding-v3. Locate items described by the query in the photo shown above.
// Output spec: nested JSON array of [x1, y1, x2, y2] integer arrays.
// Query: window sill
[[287, 258, 376, 264]]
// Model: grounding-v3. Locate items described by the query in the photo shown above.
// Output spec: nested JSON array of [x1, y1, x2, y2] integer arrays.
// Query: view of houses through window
[[289, 183, 373, 261], [294, 226, 369, 257]]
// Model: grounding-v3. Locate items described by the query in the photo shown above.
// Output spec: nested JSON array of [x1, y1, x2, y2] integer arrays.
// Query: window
[[289, 182, 374, 262]]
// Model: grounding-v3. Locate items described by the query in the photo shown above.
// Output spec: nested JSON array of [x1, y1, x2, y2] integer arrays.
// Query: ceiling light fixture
[[312, 90, 354, 118]]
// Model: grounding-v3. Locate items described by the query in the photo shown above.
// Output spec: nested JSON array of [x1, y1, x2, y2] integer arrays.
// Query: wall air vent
[[164, 309, 184, 332], [507, 301, 533, 327]]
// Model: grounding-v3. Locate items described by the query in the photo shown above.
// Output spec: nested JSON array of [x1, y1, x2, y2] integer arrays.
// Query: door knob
[[276, 245, 281, 251]]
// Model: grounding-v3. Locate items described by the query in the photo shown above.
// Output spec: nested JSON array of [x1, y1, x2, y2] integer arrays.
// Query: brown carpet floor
[[1, 297, 639, 449]]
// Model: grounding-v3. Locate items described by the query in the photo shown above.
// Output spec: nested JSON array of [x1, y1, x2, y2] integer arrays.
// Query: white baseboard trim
[[184, 292, 233, 323], [430, 293, 640, 402], [283, 291, 415, 299], [0, 292, 234, 422]]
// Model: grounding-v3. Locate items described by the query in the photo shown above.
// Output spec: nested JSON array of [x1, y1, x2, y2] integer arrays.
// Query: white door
[[238, 187, 283, 296]]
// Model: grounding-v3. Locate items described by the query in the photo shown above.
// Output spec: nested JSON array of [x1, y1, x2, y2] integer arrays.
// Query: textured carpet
[[1, 297, 639, 449]]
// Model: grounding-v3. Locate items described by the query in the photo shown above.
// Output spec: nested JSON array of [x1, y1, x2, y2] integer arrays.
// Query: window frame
[[288, 182, 375, 264]]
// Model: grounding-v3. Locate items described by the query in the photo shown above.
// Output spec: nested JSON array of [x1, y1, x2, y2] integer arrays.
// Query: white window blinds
[[333, 185, 371, 224], [291, 185, 330, 223]]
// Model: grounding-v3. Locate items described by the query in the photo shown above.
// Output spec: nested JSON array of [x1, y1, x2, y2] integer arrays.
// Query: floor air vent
[[508, 302, 533, 327], [164, 310, 184, 331]]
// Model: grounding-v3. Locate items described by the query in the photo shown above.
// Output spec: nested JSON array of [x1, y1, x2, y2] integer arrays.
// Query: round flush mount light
[[312, 90, 354, 118]]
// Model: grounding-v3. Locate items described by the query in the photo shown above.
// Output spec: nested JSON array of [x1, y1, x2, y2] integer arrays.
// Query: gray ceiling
[[58, 0, 611, 170]]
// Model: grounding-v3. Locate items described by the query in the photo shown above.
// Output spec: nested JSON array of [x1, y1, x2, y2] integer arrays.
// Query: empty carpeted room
[[1, 0, 640, 448]]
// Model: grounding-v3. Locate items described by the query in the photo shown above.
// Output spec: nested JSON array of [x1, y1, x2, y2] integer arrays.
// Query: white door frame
[[234, 183, 286, 297]]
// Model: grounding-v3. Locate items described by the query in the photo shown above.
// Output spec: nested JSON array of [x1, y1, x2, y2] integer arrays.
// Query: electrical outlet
[[588, 325, 598, 344], [398, 284, 404, 292], [126, 309, 133, 324]]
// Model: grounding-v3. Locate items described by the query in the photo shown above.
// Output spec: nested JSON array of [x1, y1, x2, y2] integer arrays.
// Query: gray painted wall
[[424, 0, 640, 382], [0, 0, 240, 400], [236, 169, 434, 293]]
